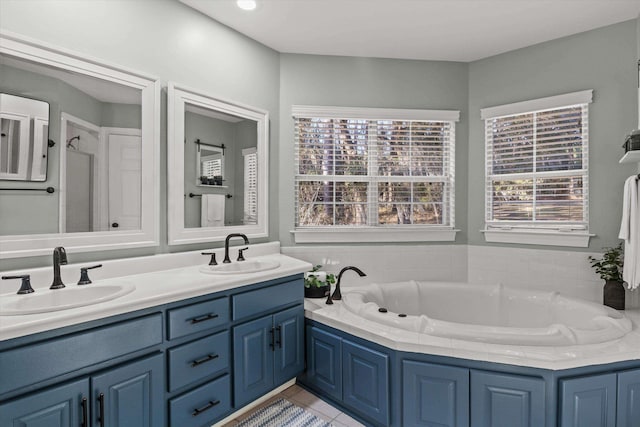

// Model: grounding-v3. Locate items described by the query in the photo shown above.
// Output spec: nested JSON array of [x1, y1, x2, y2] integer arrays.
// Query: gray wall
[[468, 20, 639, 251], [277, 54, 470, 246], [1, 1, 637, 271], [0, 0, 280, 271]]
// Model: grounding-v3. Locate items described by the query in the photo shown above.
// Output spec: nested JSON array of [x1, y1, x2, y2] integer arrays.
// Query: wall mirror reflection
[[0, 93, 50, 181], [0, 32, 160, 259], [168, 82, 268, 245]]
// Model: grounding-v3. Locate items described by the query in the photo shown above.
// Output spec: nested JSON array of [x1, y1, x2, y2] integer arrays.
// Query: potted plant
[[588, 243, 625, 310], [304, 265, 336, 298]]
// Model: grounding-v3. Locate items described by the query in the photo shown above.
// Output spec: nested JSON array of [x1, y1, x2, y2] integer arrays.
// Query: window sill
[[291, 227, 458, 243], [481, 229, 594, 247]]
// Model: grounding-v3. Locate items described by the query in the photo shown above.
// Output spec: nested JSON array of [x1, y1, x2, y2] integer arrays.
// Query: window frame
[[291, 105, 460, 243], [480, 90, 594, 247]]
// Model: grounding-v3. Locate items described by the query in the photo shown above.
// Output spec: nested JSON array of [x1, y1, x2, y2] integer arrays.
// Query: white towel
[[201, 194, 225, 227], [618, 176, 639, 290]]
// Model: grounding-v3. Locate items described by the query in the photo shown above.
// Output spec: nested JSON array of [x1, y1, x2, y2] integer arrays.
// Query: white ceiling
[[180, 0, 640, 62]]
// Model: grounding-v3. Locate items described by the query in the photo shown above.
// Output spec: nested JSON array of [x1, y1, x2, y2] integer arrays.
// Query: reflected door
[[108, 131, 141, 230]]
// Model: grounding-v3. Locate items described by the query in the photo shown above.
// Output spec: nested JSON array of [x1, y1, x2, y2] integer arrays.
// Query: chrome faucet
[[331, 266, 366, 301], [223, 233, 249, 263], [50, 246, 68, 289]]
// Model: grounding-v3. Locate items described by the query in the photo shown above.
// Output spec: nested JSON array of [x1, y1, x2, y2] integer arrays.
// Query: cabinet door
[[306, 325, 342, 401], [0, 378, 89, 427], [342, 340, 390, 426], [403, 361, 469, 427], [233, 314, 274, 407], [617, 369, 640, 427], [273, 305, 304, 385], [471, 370, 545, 427], [559, 373, 616, 427], [91, 353, 164, 427]]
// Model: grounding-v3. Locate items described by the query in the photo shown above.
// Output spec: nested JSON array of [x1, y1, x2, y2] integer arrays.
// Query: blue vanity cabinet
[[342, 340, 390, 426], [273, 306, 305, 385], [617, 368, 640, 427], [233, 314, 275, 407], [470, 370, 546, 427], [303, 325, 390, 426], [232, 279, 304, 408], [306, 325, 343, 400], [91, 353, 164, 427], [0, 354, 164, 427], [559, 373, 617, 427], [0, 378, 89, 427], [402, 361, 469, 427], [233, 305, 304, 407]]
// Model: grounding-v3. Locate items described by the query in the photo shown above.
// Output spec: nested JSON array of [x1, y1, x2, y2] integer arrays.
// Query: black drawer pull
[[275, 325, 282, 349], [192, 400, 220, 417], [97, 393, 105, 427], [189, 313, 219, 324], [81, 397, 88, 427], [191, 353, 219, 367]]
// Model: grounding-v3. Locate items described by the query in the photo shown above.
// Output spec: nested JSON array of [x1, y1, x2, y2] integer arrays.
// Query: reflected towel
[[201, 194, 225, 227], [618, 176, 639, 290]]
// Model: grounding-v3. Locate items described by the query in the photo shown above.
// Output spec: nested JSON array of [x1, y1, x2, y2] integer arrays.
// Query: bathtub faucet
[[331, 266, 366, 301]]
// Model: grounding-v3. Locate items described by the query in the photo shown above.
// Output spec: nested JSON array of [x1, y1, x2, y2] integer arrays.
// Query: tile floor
[[222, 384, 366, 427]]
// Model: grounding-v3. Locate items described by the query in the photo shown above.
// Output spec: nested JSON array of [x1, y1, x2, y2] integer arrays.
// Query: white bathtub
[[340, 281, 632, 346]]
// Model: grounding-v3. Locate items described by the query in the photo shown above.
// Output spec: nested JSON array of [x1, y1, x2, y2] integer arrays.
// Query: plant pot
[[305, 285, 329, 299], [603, 280, 625, 310]]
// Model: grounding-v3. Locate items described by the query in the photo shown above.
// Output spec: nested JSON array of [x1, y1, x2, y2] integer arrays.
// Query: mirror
[[0, 93, 50, 181], [168, 82, 268, 244], [0, 32, 160, 258]]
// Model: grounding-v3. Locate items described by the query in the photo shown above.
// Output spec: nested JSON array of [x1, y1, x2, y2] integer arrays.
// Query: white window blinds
[[293, 106, 458, 229], [243, 148, 257, 225], [482, 91, 591, 231]]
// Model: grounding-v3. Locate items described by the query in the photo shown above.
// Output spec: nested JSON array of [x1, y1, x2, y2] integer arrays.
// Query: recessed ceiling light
[[236, 0, 256, 11]]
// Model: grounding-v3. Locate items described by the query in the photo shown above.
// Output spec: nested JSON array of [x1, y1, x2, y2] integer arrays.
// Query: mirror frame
[[0, 31, 160, 259], [167, 82, 269, 245]]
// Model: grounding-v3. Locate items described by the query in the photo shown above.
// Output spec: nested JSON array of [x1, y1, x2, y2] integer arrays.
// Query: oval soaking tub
[[340, 281, 632, 346]]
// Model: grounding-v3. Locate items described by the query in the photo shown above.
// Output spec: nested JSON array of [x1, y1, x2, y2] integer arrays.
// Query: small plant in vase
[[588, 243, 625, 310], [304, 265, 336, 299]]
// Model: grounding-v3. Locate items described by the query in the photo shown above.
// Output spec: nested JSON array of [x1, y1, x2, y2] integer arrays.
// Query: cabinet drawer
[[232, 280, 303, 321], [168, 331, 230, 392], [168, 297, 229, 340], [0, 314, 162, 396], [169, 374, 231, 427]]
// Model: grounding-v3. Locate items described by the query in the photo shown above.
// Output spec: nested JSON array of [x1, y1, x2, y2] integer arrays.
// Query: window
[[481, 90, 593, 247], [243, 148, 257, 225], [292, 106, 459, 243]]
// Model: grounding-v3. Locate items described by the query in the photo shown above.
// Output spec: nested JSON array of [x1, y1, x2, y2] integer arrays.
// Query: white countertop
[[305, 296, 640, 371], [0, 242, 312, 341]]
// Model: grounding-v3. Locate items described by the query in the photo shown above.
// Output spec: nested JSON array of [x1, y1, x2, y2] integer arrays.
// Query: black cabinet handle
[[191, 353, 219, 367], [189, 313, 219, 324], [97, 393, 105, 427], [275, 325, 282, 349], [192, 400, 220, 417], [111, 222, 119, 228], [81, 397, 88, 427], [269, 327, 275, 350]]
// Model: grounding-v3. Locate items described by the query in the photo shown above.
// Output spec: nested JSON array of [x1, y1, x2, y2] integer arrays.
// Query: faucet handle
[[2, 274, 35, 294], [78, 264, 102, 286], [237, 248, 248, 262], [202, 252, 218, 266]]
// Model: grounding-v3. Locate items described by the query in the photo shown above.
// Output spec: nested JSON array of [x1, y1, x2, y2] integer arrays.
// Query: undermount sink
[[0, 284, 135, 316], [199, 260, 281, 275]]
